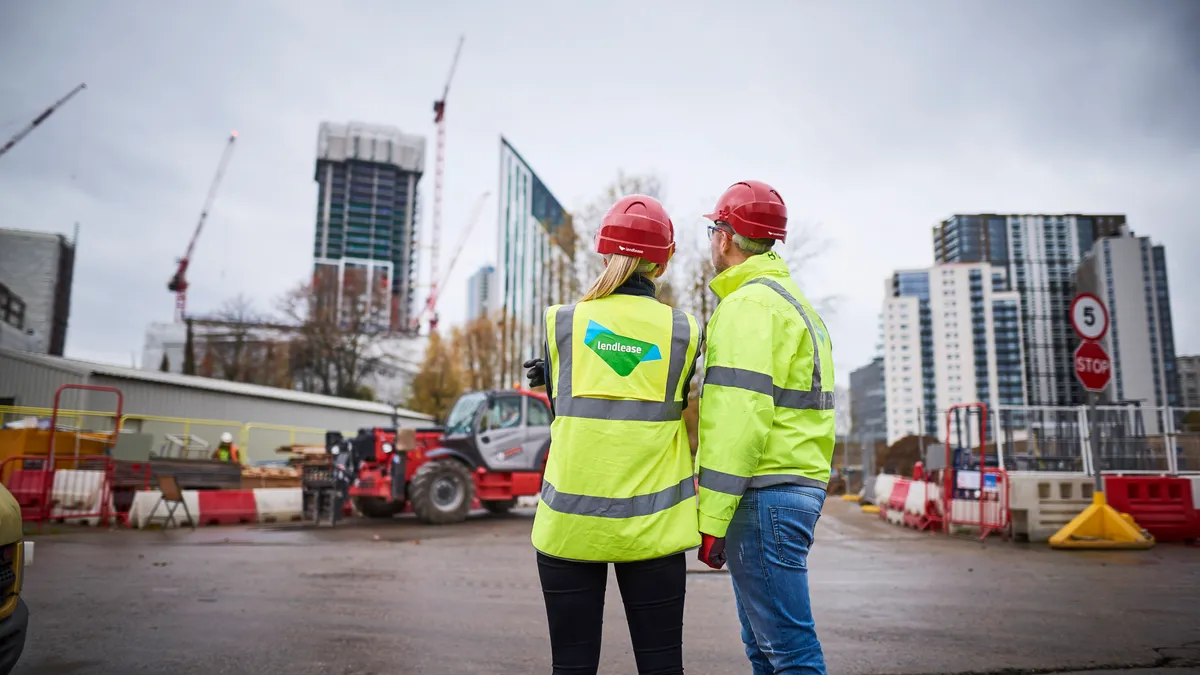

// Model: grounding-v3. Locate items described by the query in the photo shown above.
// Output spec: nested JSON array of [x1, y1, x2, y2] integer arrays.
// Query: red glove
[[698, 533, 726, 569]]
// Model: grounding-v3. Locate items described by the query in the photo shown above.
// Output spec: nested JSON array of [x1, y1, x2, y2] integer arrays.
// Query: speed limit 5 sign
[[1070, 292, 1109, 341]]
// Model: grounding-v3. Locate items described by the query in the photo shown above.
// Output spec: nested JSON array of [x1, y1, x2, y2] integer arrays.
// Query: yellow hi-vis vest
[[696, 251, 836, 538], [531, 293, 702, 562]]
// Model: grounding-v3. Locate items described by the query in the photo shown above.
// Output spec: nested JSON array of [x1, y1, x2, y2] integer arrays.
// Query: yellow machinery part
[[1049, 492, 1155, 550]]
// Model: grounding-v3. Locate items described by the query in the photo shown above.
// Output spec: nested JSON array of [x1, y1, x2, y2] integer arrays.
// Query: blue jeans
[[726, 484, 827, 674]]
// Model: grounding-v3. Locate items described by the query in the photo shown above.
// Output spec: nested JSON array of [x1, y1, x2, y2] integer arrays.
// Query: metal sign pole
[[1088, 392, 1103, 496]]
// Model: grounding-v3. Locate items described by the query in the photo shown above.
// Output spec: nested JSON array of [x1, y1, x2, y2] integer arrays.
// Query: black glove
[[523, 358, 546, 389]]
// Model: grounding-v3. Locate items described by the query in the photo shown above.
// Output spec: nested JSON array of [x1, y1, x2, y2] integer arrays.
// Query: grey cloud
[[1, 0, 1196, 375]]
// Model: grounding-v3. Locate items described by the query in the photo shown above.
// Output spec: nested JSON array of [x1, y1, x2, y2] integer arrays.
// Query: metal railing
[[889, 404, 1198, 476], [2, 406, 350, 467]]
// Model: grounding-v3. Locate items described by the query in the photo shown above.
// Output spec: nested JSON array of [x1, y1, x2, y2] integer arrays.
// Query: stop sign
[[1074, 341, 1112, 392]]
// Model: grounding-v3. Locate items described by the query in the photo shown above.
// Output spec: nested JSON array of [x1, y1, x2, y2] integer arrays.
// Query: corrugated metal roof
[[0, 347, 432, 420]]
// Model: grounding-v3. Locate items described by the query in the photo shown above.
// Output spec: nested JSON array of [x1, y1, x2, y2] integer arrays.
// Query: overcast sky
[[1, 1, 1197, 379]]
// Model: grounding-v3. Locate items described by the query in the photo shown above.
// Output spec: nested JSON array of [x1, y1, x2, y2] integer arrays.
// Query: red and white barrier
[[252, 487, 303, 523], [123, 486, 544, 529], [128, 488, 306, 528], [128, 489, 202, 529]]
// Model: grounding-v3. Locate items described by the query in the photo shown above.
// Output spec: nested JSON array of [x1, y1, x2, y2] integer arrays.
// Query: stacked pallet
[[240, 465, 301, 489]]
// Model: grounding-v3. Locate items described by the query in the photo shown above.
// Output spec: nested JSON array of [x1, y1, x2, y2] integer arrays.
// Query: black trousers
[[537, 551, 686, 675]]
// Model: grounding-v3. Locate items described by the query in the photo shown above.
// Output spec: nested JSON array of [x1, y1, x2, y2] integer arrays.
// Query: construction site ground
[[14, 499, 1200, 675]]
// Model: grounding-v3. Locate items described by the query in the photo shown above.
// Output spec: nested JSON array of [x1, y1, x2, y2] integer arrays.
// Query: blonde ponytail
[[580, 254, 659, 302]]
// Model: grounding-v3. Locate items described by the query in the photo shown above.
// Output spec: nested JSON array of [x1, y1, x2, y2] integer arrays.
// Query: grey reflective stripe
[[557, 397, 683, 422], [540, 475, 697, 518], [703, 366, 835, 411], [775, 389, 835, 411], [551, 303, 693, 421], [748, 474, 828, 490], [704, 366, 772, 397], [663, 309, 691, 404], [554, 304, 577, 401], [698, 466, 750, 497], [745, 278, 825, 391]]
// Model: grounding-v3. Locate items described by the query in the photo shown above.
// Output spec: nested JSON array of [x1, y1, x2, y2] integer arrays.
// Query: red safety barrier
[[1104, 476, 1200, 543], [197, 490, 258, 526], [0, 455, 118, 527], [942, 404, 1011, 541], [888, 478, 911, 514], [5, 469, 49, 510]]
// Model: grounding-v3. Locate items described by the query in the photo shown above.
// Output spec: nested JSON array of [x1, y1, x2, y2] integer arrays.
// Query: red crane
[[412, 191, 490, 333], [0, 82, 87, 160], [422, 35, 465, 334], [168, 131, 238, 322]]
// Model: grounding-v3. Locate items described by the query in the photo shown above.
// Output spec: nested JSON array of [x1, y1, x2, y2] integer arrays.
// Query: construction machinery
[[167, 131, 239, 322], [410, 191, 490, 331], [420, 35, 465, 335], [319, 388, 550, 524], [0, 82, 86, 160], [300, 439, 357, 526]]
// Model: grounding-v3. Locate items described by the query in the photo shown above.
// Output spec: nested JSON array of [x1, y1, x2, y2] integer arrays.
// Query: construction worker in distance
[[522, 194, 703, 675], [695, 180, 836, 674], [212, 432, 241, 464]]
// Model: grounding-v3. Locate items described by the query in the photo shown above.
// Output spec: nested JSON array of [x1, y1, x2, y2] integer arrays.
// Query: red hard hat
[[705, 180, 788, 242], [594, 194, 675, 265]]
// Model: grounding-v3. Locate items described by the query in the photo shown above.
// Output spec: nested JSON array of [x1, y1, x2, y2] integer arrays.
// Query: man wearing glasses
[[694, 180, 836, 674]]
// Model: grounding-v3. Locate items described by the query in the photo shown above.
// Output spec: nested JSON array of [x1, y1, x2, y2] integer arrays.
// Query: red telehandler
[[309, 388, 550, 525]]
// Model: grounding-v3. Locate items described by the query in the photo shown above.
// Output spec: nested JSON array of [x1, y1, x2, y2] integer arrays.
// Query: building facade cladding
[[1178, 356, 1200, 409], [1075, 232, 1179, 409], [932, 214, 1125, 406], [0, 282, 31, 351], [849, 356, 887, 444], [497, 138, 575, 384], [883, 263, 1026, 444], [0, 228, 75, 355], [466, 265, 497, 322], [312, 122, 425, 332]]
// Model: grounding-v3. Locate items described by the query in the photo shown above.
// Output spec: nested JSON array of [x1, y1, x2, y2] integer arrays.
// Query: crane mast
[[0, 82, 87, 160], [424, 35, 465, 335], [168, 131, 238, 322], [412, 191, 490, 333]]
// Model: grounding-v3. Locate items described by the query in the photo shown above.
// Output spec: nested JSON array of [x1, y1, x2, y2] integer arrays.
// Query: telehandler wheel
[[410, 459, 474, 524], [483, 498, 517, 516], [353, 497, 404, 519]]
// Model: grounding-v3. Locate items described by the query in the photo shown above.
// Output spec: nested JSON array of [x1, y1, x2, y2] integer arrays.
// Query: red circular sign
[[1074, 341, 1112, 392], [1070, 293, 1109, 341]]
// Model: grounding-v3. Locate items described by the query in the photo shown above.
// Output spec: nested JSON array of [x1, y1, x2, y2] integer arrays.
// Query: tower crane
[[421, 35, 465, 335], [412, 191, 490, 333], [168, 131, 238, 322], [0, 82, 87, 160]]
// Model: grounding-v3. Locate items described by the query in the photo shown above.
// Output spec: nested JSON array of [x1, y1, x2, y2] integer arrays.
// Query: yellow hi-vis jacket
[[697, 251, 836, 538], [532, 291, 703, 562]]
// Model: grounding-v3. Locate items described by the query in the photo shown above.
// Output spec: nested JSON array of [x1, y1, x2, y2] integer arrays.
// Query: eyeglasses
[[707, 224, 731, 241]]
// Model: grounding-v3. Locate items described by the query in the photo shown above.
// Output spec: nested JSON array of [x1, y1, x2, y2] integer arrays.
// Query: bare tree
[[668, 220, 719, 327], [776, 219, 839, 316], [279, 275, 393, 400], [205, 294, 266, 382], [573, 171, 667, 292], [456, 316, 503, 391]]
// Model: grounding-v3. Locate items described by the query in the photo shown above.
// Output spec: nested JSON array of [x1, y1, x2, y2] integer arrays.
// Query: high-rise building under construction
[[312, 122, 426, 332]]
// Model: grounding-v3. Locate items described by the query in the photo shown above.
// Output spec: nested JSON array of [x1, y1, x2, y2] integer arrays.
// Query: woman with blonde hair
[[523, 194, 704, 675]]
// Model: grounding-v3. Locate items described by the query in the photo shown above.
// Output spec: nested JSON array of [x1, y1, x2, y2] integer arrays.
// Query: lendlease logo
[[584, 320, 661, 376], [598, 342, 642, 354]]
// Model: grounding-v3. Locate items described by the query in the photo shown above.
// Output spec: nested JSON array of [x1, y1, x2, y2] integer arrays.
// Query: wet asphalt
[[11, 499, 1200, 675]]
